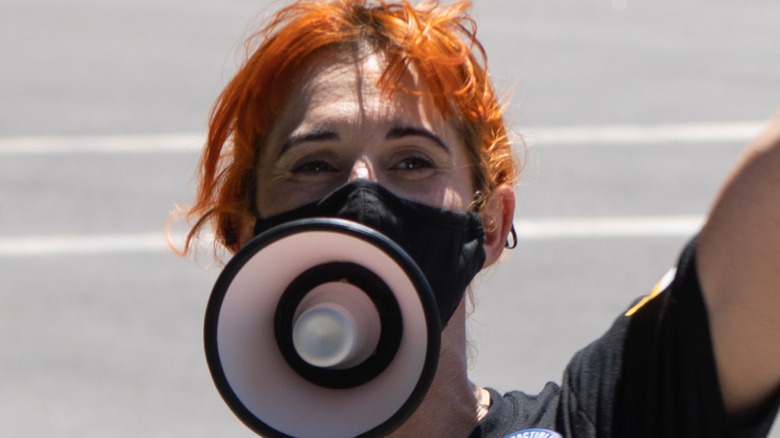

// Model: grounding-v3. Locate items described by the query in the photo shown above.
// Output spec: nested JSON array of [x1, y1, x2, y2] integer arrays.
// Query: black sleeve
[[557, 238, 780, 438]]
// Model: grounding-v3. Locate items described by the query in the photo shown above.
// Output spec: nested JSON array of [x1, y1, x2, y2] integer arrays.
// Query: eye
[[292, 159, 338, 173], [391, 155, 434, 171]]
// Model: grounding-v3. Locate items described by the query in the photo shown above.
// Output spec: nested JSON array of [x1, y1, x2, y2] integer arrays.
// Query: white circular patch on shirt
[[503, 429, 563, 438]]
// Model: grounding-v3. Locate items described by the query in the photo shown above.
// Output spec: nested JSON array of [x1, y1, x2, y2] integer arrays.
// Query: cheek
[[442, 148, 478, 211], [391, 153, 476, 211], [255, 169, 297, 219], [395, 173, 473, 212], [439, 189, 470, 211], [447, 169, 477, 211], [255, 189, 303, 220]]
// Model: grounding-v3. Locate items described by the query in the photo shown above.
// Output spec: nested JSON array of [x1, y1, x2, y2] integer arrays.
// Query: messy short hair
[[182, 0, 520, 255]]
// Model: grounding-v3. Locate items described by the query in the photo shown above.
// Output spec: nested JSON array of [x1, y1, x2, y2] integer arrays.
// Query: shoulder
[[474, 385, 561, 438]]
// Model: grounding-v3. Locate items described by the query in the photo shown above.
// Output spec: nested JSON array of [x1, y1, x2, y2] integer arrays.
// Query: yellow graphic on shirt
[[625, 268, 677, 316]]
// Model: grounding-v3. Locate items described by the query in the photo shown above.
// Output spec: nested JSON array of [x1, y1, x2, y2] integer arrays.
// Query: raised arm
[[697, 109, 780, 419]]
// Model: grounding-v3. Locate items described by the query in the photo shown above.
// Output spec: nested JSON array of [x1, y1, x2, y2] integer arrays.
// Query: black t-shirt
[[470, 239, 780, 438]]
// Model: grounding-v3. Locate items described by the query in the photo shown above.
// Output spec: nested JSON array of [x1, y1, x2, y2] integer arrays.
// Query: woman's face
[[254, 52, 475, 219]]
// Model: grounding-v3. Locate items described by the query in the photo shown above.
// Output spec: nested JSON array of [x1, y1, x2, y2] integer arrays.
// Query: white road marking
[[0, 121, 766, 155], [521, 122, 764, 145], [514, 215, 704, 240], [0, 233, 179, 256], [0, 216, 704, 256], [0, 133, 205, 155]]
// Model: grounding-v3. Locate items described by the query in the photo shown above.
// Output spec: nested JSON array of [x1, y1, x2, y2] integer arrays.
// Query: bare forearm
[[698, 110, 780, 416]]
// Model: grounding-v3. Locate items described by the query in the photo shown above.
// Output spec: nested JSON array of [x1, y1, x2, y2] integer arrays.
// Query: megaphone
[[204, 218, 441, 437]]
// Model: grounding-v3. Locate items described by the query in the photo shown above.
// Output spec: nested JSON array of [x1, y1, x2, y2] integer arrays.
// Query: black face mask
[[253, 180, 486, 327]]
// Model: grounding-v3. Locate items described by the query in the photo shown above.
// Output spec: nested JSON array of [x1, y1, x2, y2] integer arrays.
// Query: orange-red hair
[[180, 0, 520, 256]]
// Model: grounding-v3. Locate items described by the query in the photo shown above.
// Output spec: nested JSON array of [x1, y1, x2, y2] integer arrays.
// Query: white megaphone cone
[[291, 283, 382, 369], [204, 218, 440, 438]]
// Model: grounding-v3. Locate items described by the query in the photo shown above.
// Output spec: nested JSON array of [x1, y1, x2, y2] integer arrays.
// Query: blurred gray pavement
[[1, 0, 778, 436]]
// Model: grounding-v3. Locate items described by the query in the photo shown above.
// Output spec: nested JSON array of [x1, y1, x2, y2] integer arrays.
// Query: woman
[[180, 1, 780, 436]]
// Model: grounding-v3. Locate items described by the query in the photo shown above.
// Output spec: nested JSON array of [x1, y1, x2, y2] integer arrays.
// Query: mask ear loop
[[470, 191, 485, 212]]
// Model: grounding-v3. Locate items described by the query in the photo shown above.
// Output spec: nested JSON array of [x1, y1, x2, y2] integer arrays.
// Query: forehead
[[272, 50, 453, 135]]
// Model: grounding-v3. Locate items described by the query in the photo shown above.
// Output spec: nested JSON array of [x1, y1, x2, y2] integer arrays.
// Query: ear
[[481, 184, 516, 268]]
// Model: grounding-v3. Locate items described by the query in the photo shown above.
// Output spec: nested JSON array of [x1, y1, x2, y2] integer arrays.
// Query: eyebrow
[[278, 129, 340, 157], [277, 125, 451, 157], [385, 126, 451, 154]]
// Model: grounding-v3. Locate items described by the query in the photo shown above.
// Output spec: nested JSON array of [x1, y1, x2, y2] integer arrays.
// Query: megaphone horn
[[204, 218, 440, 438], [274, 261, 403, 389]]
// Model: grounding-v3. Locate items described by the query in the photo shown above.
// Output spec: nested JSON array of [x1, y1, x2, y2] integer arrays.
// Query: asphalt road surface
[[1, 0, 778, 436]]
